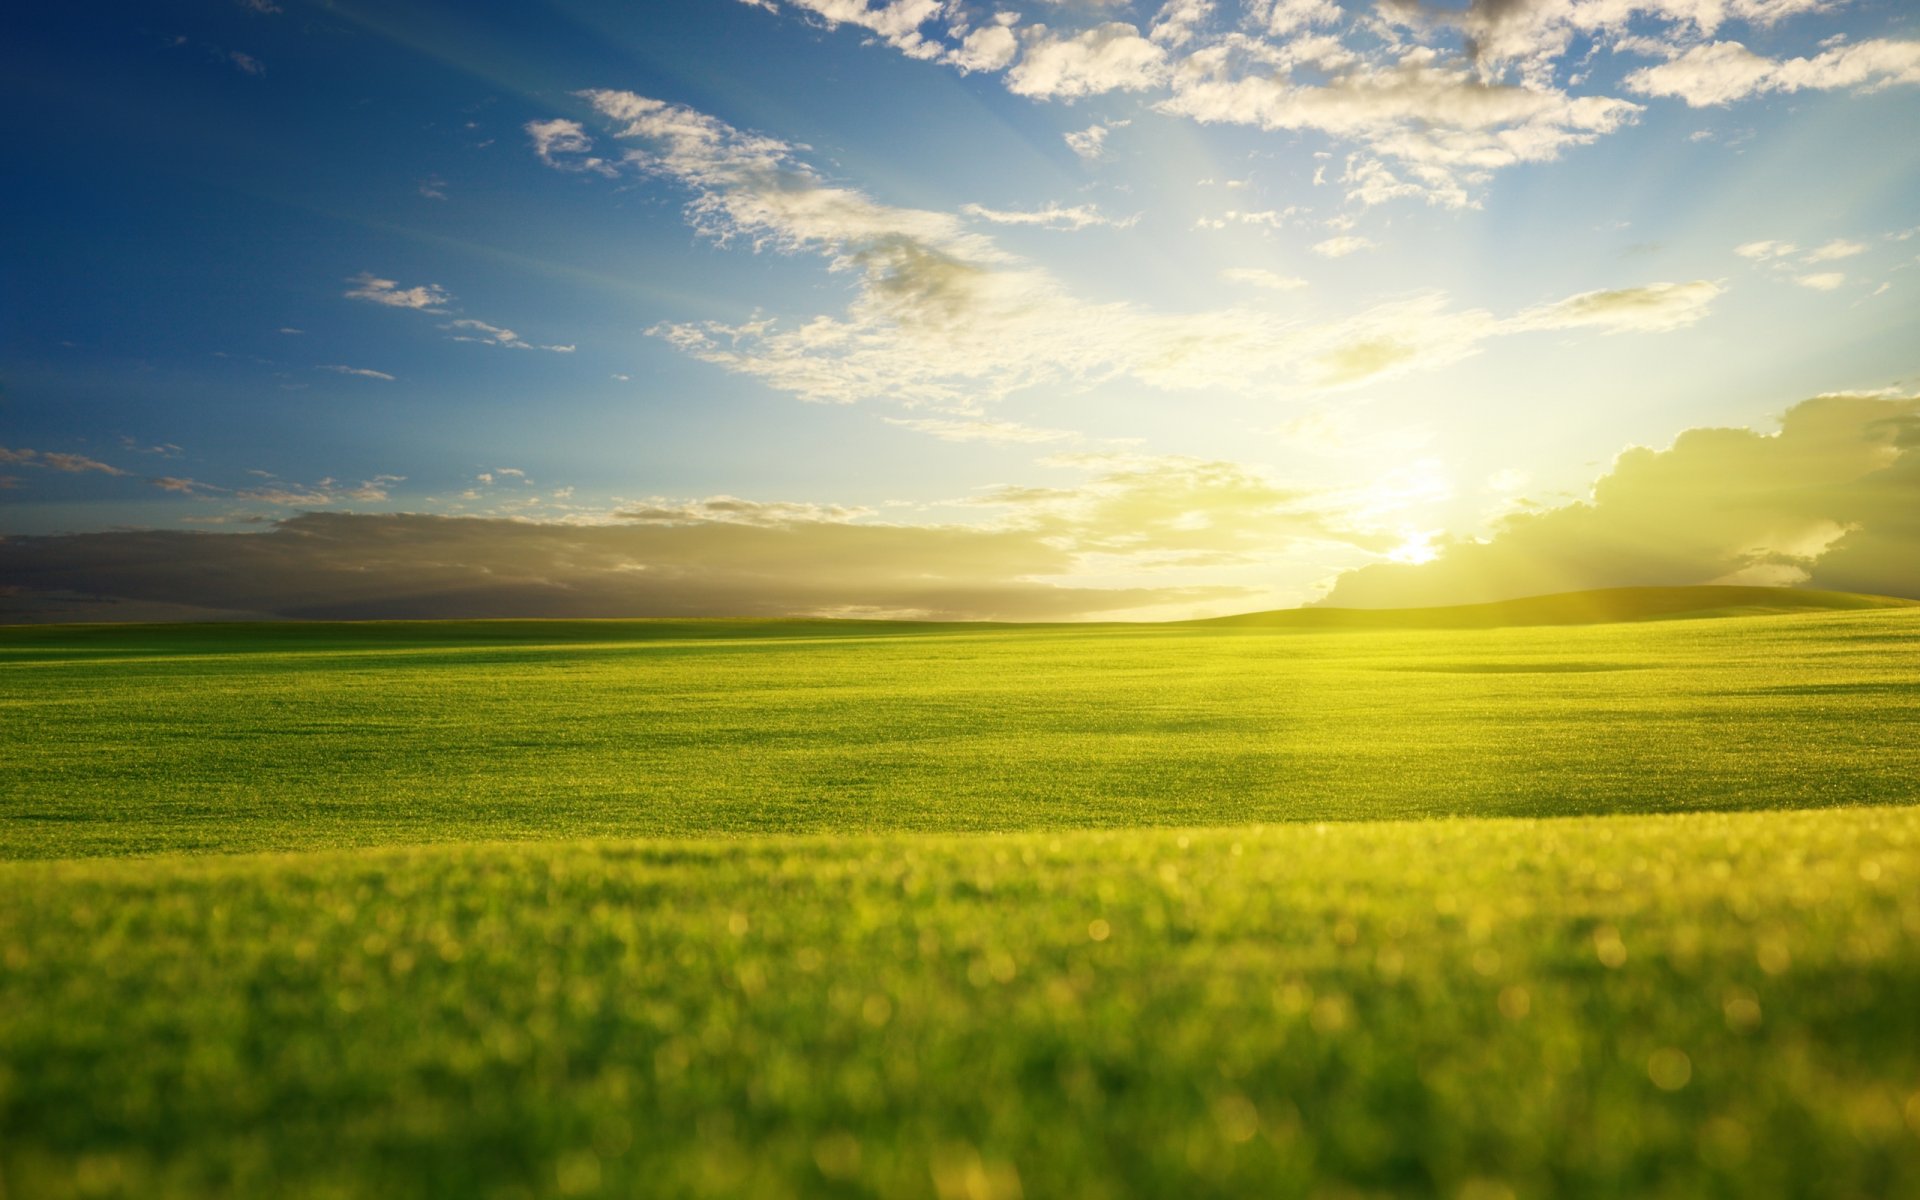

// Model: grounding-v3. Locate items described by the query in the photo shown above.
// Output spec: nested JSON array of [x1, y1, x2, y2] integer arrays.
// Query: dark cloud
[[1322, 393, 1920, 608], [0, 511, 1243, 624]]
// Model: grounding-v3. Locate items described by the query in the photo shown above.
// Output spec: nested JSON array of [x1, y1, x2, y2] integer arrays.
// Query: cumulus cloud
[[949, 20, 1020, 72], [0, 455, 1363, 622], [1063, 122, 1114, 159], [1627, 39, 1920, 107], [1005, 22, 1170, 97], [1164, 51, 1642, 209], [738, 0, 1903, 209], [1320, 392, 1920, 607], [344, 273, 451, 311], [536, 93, 1718, 406]]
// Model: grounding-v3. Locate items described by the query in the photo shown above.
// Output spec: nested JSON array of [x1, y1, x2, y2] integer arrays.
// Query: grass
[[4, 590, 1919, 1196], [4, 604, 1918, 859]]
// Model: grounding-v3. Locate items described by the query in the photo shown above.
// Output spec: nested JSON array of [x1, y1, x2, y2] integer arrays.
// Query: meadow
[[3, 591, 1919, 1197]]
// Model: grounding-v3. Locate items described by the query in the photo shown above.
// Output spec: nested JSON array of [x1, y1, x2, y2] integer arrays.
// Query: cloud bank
[[1321, 392, 1920, 607], [0, 455, 1347, 623]]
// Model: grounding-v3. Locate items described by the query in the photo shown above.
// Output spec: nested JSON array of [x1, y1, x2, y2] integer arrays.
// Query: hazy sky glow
[[2, 0, 1917, 620]]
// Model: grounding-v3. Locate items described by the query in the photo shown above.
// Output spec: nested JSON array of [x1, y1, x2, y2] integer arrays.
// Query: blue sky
[[2, 0, 1918, 620]]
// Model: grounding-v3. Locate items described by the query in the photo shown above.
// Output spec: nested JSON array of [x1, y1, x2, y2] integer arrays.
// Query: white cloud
[[1511, 280, 1725, 334], [344, 273, 451, 311], [526, 118, 620, 175], [1627, 39, 1920, 107], [1804, 238, 1866, 262], [317, 364, 397, 381], [539, 93, 1723, 406], [1222, 267, 1308, 290], [1194, 207, 1305, 230], [442, 318, 576, 353], [1735, 239, 1797, 261], [1247, 0, 1342, 36], [961, 201, 1137, 230], [1312, 235, 1375, 258], [949, 22, 1019, 72], [1005, 22, 1170, 98], [1064, 122, 1113, 159], [1795, 272, 1846, 291], [1162, 51, 1641, 209]]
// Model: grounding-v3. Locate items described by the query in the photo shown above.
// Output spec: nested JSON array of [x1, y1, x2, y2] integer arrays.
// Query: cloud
[[1794, 272, 1846, 291], [949, 20, 1019, 72], [1319, 392, 1920, 607], [0, 448, 127, 476], [344, 273, 451, 311], [1511, 280, 1725, 334], [1627, 39, 1920, 107], [742, 0, 1901, 210], [1195, 207, 1304, 230], [152, 477, 217, 495], [1063, 123, 1113, 159], [228, 51, 265, 76], [1221, 267, 1308, 290], [318, 364, 397, 381], [526, 118, 620, 175], [536, 93, 1719, 405], [442, 318, 576, 353], [234, 474, 405, 506], [960, 201, 1136, 230], [1164, 51, 1642, 209], [1805, 239, 1866, 262], [0, 454, 1367, 622], [1005, 22, 1170, 97], [1312, 235, 1375, 258]]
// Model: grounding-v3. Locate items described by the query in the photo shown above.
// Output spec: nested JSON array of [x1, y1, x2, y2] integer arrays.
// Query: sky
[[1, 0, 1917, 621]]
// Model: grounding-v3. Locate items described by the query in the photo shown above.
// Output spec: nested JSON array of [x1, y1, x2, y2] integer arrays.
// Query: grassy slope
[[1195, 585, 1920, 630], [5, 593, 1920, 1197], [5, 603, 1918, 860]]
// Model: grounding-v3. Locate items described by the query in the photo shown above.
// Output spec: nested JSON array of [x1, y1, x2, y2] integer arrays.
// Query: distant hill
[[1191, 585, 1920, 631]]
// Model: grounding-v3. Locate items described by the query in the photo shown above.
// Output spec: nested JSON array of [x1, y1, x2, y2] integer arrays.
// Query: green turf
[[4, 591, 1919, 1197], [5, 604, 1918, 859]]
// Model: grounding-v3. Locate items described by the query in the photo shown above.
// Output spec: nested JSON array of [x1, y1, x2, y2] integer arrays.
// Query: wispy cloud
[[961, 202, 1137, 231], [0, 447, 127, 476], [344, 273, 451, 311], [318, 364, 397, 381], [442, 318, 576, 353]]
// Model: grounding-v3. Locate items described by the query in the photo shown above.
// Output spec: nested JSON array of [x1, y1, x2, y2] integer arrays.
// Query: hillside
[[1194, 585, 1920, 630]]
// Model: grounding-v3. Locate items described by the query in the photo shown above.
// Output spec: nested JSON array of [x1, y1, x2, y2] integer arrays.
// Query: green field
[[5, 591, 1920, 1197]]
